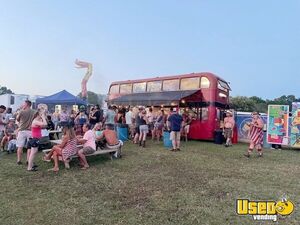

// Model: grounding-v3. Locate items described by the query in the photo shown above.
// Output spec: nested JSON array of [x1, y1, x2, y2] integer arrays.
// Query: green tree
[[249, 96, 266, 104], [0, 86, 14, 95], [78, 91, 100, 105], [231, 95, 299, 113], [266, 95, 297, 111], [230, 96, 256, 112]]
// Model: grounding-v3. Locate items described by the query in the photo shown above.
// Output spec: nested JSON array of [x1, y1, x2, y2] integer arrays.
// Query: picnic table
[[48, 130, 62, 134], [45, 139, 122, 160], [47, 130, 62, 140]]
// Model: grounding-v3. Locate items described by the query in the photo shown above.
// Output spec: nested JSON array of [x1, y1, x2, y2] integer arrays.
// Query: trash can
[[214, 130, 224, 144], [117, 127, 128, 142], [232, 126, 238, 144], [163, 131, 173, 148], [263, 131, 271, 149]]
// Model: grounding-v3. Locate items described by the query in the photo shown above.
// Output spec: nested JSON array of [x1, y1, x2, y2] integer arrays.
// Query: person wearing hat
[[223, 110, 235, 147], [167, 107, 183, 151], [244, 112, 264, 158]]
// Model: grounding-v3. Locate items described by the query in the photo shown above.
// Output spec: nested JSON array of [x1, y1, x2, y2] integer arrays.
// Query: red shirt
[[31, 126, 42, 138]]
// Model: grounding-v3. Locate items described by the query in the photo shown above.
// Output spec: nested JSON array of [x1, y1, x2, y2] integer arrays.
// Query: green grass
[[0, 141, 300, 225]]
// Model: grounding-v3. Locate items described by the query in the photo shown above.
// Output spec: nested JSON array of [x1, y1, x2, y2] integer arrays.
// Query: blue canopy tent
[[36, 90, 86, 106]]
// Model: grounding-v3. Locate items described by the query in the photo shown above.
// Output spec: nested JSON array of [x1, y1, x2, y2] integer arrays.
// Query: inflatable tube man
[[75, 59, 93, 100]]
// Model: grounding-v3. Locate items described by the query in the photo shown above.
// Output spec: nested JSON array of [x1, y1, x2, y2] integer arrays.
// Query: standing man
[[167, 108, 183, 151], [16, 100, 36, 165], [59, 108, 69, 127], [147, 108, 155, 141], [0, 105, 7, 145], [104, 105, 116, 126], [88, 107, 97, 128], [223, 110, 235, 147], [95, 105, 103, 123], [244, 112, 264, 158], [125, 107, 134, 139]]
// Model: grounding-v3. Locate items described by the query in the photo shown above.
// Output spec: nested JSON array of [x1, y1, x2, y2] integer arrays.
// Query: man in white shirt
[[77, 123, 96, 169], [125, 107, 134, 139], [147, 108, 155, 140]]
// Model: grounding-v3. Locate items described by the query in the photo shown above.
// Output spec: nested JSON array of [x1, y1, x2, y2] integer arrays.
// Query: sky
[[0, 0, 299, 99]]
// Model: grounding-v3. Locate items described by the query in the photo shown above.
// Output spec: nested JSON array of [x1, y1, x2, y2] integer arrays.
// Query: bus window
[[147, 81, 162, 92], [218, 80, 230, 92], [163, 79, 179, 91], [180, 77, 200, 90], [201, 107, 209, 121], [133, 82, 146, 93], [120, 84, 132, 94], [110, 85, 119, 94], [200, 77, 210, 88]]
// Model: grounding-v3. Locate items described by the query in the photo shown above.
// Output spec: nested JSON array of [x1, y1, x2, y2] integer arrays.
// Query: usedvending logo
[[236, 198, 294, 222]]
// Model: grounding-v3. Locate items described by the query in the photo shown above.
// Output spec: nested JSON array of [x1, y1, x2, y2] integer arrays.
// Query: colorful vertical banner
[[267, 105, 289, 144], [290, 102, 300, 148]]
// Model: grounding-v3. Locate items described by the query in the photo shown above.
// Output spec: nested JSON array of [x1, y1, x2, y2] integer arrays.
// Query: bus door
[[188, 105, 214, 140]]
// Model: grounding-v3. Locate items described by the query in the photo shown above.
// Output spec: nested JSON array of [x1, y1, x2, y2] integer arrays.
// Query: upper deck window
[[147, 81, 162, 92], [180, 77, 200, 90], [120, 84, 132, 94], [109, 85, 119, 94], [218, 80, 230, 92], [200, 77, 210, 88], [133, 82, 146, 93], [163, 79, 179, 91]]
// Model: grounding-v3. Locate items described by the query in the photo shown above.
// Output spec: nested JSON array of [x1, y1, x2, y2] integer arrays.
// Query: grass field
[[0, 141, 300, 225]]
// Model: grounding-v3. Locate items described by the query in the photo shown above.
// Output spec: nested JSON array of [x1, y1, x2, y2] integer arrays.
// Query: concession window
[[109, 90, 200, 106]]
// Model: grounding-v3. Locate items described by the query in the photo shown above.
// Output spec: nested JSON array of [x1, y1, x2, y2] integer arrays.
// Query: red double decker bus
[[108, 72, 231, 141]]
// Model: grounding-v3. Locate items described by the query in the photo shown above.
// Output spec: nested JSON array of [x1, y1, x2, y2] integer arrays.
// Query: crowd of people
[[0, 101, 122, 172], [104, 105, 192, 151], [0, 99, 268, 173], [0, 100, 194, 171]]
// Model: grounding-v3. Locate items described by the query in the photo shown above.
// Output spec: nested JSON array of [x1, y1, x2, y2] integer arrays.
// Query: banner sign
[[290, 102, 300, 148], [267, 105, 289, 144], [236, 113, 267, 143]]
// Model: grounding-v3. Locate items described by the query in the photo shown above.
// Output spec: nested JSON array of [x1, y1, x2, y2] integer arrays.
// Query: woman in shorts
[[139, 110, 149, 148], [27, 111, 47, 171], [154, 110, 164, 141]]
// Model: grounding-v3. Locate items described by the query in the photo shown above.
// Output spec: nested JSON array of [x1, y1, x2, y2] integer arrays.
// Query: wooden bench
[[42, 146, 122, 161], [44, 139, 123, 161]]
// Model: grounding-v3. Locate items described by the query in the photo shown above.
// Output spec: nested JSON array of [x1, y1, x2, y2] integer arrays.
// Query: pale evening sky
[[0, 0, 299, 99]]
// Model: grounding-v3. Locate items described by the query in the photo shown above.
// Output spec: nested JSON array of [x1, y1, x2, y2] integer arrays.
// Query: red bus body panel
[[108, 72, 230, 141]]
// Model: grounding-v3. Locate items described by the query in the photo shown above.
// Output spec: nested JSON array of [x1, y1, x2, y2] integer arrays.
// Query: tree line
[[0, 86, 14, 95], [230, 95, 300, 113], [1, 85, 298, 112]]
